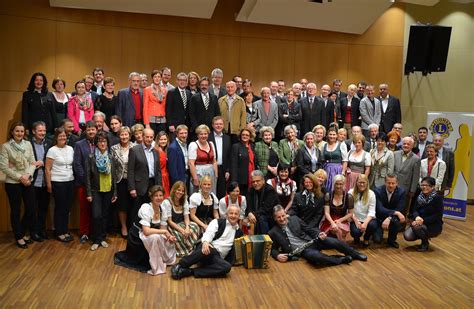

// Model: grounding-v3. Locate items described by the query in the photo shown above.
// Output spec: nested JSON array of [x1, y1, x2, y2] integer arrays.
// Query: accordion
[[241, 234, 273, 269], [233, 236, 245, 266]]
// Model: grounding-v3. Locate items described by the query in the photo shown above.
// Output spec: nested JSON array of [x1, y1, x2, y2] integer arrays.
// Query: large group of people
[[0, 67, 452, 278]]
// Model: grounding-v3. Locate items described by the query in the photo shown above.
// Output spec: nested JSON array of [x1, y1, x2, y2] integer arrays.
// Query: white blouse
[[218, 195, 247, 219], [138, 203, 167, 227], [349, 189, 376, 222], [46, 145, 74, 182], [189, 192, 219, 209], [161, 198, 190, 222]]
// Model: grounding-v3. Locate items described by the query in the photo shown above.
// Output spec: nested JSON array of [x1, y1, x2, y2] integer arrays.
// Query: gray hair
[[139, 73, 148, 79], [272, 205, 285, 217], [259, 126, 274, 138], [211, 68, 223, 78], [250, 170, 264, 179], [177, 72, 188, 80], [93, 111, 106, 121], [368, 123, 379, 130], [128, 72, 140, 79], [284, 125, 298, 137], [303, 131, 315, 142]]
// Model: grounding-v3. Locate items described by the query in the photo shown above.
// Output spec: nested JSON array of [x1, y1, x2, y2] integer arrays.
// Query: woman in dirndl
[[322, 127, 348, 192], [345, 134, 371, 191], [188, 124, 218, 194]]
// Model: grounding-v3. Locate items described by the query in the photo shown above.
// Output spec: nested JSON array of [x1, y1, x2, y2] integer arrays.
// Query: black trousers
[[301, 237, 358, 266], [374, 216, 401, 243], [5, 183, 36, 240], [91, 191, 113, 243], [52, 181, 74, 235], [350, 220, 379, 241], [215, 165, 227, 199], [179, 244, 232, 278], [34, 186, 50, 233]]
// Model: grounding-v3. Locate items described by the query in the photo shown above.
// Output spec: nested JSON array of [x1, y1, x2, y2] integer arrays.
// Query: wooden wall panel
[[0, 0, 406, 231], [121, 28, 182, 84], [0, 16, 56, 92], [56, 22, 123, 93], [347, 45, 403, 97], [293, 41, 349, 88], [239, 37, 295, 92], [182, 33, 240, 78]]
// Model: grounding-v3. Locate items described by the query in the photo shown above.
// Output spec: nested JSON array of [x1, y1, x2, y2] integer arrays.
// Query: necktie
[[309, 97, 313, 109], [181, 90, 187, 109], [204, 94, 209, 110]]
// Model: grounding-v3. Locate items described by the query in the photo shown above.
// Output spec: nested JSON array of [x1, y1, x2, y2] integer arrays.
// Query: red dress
[[157, 147, 170, 198]]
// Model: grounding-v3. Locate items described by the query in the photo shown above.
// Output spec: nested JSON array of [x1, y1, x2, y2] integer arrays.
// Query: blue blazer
[[167, 140, 186, 186], [374, 185, 406, 220], [73, 139, 95, 186], [116, 88, 143, 127]]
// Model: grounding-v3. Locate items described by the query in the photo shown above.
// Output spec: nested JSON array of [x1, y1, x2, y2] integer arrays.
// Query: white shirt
[[177, 139, 189, 169], [381, 95, 389, 113], [161, 198, 190, 222], [189, 192, 219, 210], [138, 203, 167, 227], [143, 144, 155, 178], [202, 219, 238, 258], [214, 132, 224, 166], [218, 195, 247, 219], [349, 189, 376, 222], [46, 146, 74, 182]]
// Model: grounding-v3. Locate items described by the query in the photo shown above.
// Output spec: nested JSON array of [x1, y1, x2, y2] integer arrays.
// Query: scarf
[[9, 139, 27, 153], [152, 83, 164, 102], [417, 190, 437, 207], [95, 148, 111, 174], [76, 95, 92, 111]]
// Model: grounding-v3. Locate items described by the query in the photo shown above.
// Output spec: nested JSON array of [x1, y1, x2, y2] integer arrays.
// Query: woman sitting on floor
[[404, 176, 443, 252], [114, 185, 177, 275]]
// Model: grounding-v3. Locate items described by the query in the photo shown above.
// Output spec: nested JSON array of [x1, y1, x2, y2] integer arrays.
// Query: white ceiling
[[49, 0, 473, 34], [49, 0, 219, 19]]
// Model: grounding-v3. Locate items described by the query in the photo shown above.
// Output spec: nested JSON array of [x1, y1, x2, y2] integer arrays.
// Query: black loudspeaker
[[404, 25, 452, 75]]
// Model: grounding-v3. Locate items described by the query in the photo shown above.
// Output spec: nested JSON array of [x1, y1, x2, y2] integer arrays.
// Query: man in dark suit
[[378, 84, 402, 134], [208, 116, 231, 199], [416, 126, 432, 157], [128, 128, 162, 220], [270, 205, 367, 266], [209, 68, 227, 99], [320, 84, 335, 130], [73, 121, 98, 243], [340, 84, 361, 133], [171, 206, 243, 279], [91, 67, 105, 95], [30, 121, 52, 241], [188, 77, 220, 135], [166, 73, 192, 140], [432, 135, 455, 193], [246, 170, 280, 234], [83, 74, 99, 103], [167, 125, 189, 187], [374, 174, 407, 248], [332, 79, 347, 101], [300, 83, 325, 136], [116, 72, 143, 127]]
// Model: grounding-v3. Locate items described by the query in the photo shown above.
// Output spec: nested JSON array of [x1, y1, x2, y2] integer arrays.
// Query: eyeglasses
[[420, 184, 433, 187]]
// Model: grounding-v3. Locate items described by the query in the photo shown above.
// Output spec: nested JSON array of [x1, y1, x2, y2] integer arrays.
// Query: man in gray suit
[[128, 128, 162, 221], [254, 87, 278, 132], [210, 68, 227, 99], [359, 84, 381, 137], [432, 134, 455, 193], [393, 136, 420, 215], [116, 72, 143, 127]]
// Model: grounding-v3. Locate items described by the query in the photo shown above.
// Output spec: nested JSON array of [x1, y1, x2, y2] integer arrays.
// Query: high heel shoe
[[16, 240, 28, 249]]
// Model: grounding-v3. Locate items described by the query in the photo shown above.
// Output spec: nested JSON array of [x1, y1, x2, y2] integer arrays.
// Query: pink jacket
[[67, 96, 94, 133]]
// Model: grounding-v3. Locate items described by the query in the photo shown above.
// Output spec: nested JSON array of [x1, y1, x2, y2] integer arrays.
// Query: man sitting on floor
[[171, 205, 243, 279], [269, 205, 367, 266]]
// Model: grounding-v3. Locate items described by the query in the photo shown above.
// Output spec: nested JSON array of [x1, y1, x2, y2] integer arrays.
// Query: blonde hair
[[314, 169, 327, 182], [352, 174, 369, 205], [200, 175, 213, 188]]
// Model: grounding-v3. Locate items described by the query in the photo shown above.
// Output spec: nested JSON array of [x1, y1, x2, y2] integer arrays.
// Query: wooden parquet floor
[[0, 207, 473, 308]]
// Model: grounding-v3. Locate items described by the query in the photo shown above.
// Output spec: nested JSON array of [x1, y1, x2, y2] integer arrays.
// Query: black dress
[[22, 90, 57, 134], [113, 219, 159, 273], [95, 94, 118, 124]]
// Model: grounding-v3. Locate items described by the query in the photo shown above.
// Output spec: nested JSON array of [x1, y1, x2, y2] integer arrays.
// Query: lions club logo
[[430, 118, 453, 139]]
